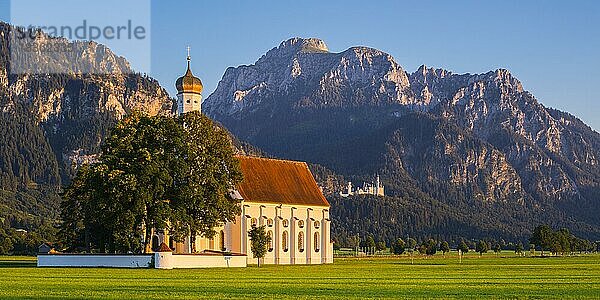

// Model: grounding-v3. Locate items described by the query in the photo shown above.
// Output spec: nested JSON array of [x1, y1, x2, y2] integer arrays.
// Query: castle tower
[[375, 174, 384, 196], [176, 47, 203, 115]]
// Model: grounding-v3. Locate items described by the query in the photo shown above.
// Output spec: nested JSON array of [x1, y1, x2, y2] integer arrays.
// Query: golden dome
[[176, 60, 203, 94]]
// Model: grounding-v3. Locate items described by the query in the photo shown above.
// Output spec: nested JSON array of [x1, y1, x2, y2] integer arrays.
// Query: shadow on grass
[[0, 260, 36, 268]]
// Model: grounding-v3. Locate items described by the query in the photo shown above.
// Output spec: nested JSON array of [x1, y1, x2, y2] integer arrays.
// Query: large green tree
[[476, 240, 489, 256], [530, 225, 553, 256], [169, 112, 243, 251], [60, 111, 242, 253], [364, 236, 376, 249], [458, 239, 469, 253], [423, 239, 437, 256], [440, 241, 450, 256], [407, 238, 418, 251], [392, 238, 405, 255]]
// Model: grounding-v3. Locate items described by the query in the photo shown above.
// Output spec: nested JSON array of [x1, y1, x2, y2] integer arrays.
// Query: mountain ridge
[[1, 29, 598, 242], [205, 37, 600, 239]]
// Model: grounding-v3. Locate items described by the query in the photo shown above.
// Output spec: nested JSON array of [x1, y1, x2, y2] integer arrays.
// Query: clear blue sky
[[1, 0, 599, 129]]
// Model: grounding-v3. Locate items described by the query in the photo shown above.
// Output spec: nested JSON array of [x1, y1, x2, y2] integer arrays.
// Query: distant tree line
[[336, 235, 518, 256], [329, 192, 600, 248], [333, 225, 599, 257]]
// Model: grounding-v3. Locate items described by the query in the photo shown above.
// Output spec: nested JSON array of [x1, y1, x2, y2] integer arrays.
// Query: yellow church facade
[[151, 52, 333, 265]]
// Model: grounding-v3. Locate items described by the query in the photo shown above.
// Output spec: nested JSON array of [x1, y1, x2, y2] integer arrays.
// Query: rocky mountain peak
[[287, 37, 329, 53], [205, 38, 419, 116], [256, 38, 329, 65], [339, 46, 403, 72], [1, 22, 131, 75], [467, 69, 524, 93], [344, 46, 387, 58], [414, 65, 452, 80], [492, 69, 524, 93]]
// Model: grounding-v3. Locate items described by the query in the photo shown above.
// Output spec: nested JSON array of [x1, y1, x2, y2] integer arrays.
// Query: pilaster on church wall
[[234, 201, 329, 265]]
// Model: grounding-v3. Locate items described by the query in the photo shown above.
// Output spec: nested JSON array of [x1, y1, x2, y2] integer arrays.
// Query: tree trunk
[[99, 234, 106, 253], [84, 228, 91, 253], [143, 225, 152, 254], [108, 236, 115, 254], [190, 230, 197, 253]]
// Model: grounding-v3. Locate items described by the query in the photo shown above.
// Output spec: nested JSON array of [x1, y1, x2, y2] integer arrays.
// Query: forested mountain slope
[[0, 22, 172, 235], [205, 38, 600, 240]]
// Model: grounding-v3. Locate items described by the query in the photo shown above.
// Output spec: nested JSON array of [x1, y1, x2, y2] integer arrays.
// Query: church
[[152, 51, 333, 265]]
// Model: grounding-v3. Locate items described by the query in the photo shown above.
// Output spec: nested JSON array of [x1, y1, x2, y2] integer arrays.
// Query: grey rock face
[[205, 38, 416, 118], [205, 38, 600, 237], [0, 22, 173, 182]]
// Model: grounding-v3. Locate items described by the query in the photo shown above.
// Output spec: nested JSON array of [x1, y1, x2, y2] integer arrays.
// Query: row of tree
[[390, 238, 485, 256], [530, 225, 597, 255], [337, 235, 522, 255], [335, 226, 599, 256], [59, 112, 243, 253]]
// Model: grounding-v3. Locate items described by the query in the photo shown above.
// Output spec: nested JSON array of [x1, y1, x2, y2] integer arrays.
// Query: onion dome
[[175, 55, 203, 94]]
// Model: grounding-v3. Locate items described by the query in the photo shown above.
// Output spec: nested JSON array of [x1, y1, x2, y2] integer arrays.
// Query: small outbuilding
[[38, 243, 54, 254]]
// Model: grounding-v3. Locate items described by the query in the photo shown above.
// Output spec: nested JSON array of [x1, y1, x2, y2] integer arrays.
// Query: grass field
[[1, 253, 599, 299]]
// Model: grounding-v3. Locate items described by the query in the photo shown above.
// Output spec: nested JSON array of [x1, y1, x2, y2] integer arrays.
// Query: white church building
[[38, 51, 333, 269], [153, 52, 334, 265]]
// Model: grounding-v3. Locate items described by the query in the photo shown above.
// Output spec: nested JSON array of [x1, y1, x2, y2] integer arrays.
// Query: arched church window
[[251, 218, 257, 227], [298, 220, 304, 228], [267, 230, 273, 252], [298, 232, 304, 252], [282, 231, 289, 252], [267, 218, 273, 227], [220, 230, 225, 251], [282, 219, 289, 228], [314, 232, 320, 252], [314, 221, 320, 229]]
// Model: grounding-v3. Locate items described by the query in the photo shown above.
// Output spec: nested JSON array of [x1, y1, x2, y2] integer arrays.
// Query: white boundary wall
[[37, 254, 152, 268], [38, 253, 247, 269], [155, 252, 247, 269]]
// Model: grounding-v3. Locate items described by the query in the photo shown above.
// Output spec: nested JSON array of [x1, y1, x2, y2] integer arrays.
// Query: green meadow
[[1, 253, 599, 299]]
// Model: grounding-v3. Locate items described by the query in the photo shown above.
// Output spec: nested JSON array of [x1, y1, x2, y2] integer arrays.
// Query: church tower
[[176, 47, 203, 115]]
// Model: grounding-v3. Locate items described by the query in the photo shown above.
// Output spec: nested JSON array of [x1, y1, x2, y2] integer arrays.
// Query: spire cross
[[186, 46, 191, 61]]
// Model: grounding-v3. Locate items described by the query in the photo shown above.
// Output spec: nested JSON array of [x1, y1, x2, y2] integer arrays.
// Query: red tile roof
[[236, 156, 329, 207], [157, 242, 173, 252]]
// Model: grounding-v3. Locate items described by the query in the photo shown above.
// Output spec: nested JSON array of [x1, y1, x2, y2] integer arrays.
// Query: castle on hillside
[[339, 175, 385, 197]]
